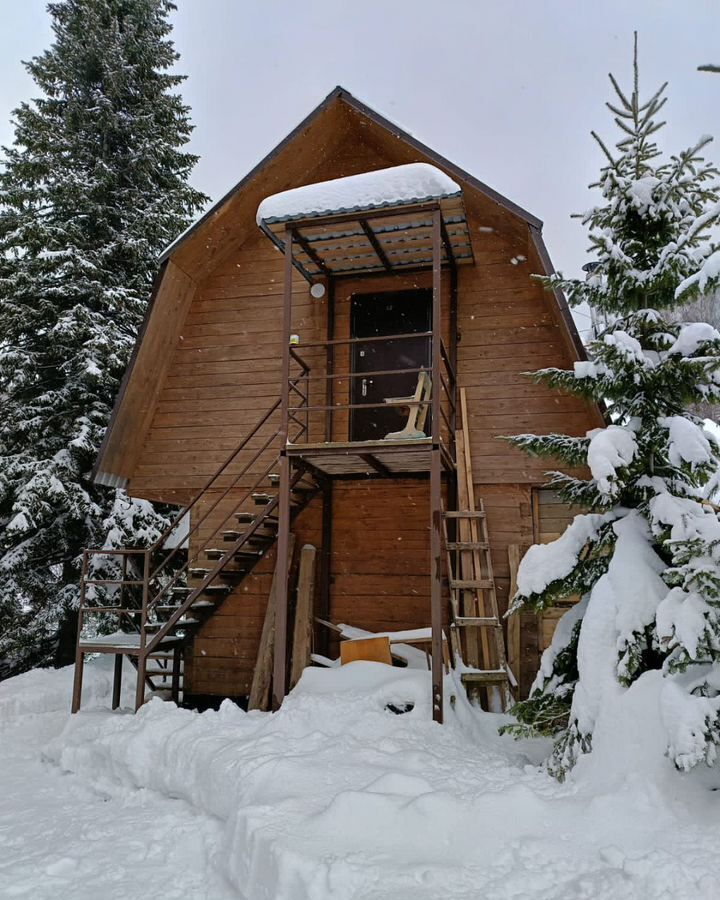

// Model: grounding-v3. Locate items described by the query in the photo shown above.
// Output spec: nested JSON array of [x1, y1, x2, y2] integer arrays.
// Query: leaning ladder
[[443, 390, 513, 710]]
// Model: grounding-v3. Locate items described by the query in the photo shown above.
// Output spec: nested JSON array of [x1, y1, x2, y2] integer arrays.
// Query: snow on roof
[[256, 163, 461, 225]]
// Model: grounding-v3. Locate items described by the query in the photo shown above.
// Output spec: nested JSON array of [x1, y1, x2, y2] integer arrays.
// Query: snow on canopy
[[256, 162, 461, 224]]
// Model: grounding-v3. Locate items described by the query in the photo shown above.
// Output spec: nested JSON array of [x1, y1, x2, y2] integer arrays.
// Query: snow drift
[[25, 661, 720, 899]]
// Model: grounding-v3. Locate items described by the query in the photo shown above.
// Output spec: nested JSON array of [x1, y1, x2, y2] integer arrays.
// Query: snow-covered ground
[[2, 659, 720, 899]]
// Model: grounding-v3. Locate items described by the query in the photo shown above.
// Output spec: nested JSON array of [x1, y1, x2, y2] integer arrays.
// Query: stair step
[[444, 510, 486, 519], [204, 546, 261, 560], [171, 584, 227, 598], [222, 530, 276, 543], [146, 667, 184, 677], [204, 548, 251, 563], [156, 598, 216, 612], [445, 541, 490, 551], [449, 579, 494, 591], [454, 616, 500, 627], [189, 567, 210, 577], [145, 618, 199, 631], [268, 472, 317, 491], [461, 670, 508, 685], [252, 493, 273, 505], [235, 512, 278, 526]]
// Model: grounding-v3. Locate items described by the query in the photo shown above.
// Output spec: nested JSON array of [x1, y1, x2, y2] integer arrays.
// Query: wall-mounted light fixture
[[310, 282, 326, 299]]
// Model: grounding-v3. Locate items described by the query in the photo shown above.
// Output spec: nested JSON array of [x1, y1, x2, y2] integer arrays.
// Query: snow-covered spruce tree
[[0, 0, 207, 673], [503, 39, 720, 777]]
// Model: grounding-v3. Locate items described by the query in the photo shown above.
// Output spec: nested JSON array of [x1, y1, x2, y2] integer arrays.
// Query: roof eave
[[159, 85, 543, 266]]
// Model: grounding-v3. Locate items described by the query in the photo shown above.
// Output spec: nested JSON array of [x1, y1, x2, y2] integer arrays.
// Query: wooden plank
[[290, 544, 317, 688], [506, 543, 526, 689], [340, 636, 392, 666], [247, 534, 296, 711]]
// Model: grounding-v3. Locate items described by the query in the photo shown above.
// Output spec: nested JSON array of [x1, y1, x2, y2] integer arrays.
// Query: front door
[[350, 290, 432, 442]]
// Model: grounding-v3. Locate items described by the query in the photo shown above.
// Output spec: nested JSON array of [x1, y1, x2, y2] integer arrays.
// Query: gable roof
[[160, 86, 543, 267], [94, 86, 586, 489]]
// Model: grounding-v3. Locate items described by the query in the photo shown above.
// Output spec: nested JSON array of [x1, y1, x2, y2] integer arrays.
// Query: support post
[[430, 208, 444, 724], [325, 277, 335, 442], [172, 645, 182, 704], [318, 480, 333, 657], [112, 653, 123, 710], [135, 549, 150, 711], [273, 228, 294, 710], [71, 550, 88, 713]]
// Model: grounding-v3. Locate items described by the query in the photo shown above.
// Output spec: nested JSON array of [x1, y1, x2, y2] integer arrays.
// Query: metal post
[[325, 277, 335, 442], [430, 208, 444, 724], [120, 551, 128, 612], [71, 550, 88, 713], [449, 263, 458, 447], [172, 645, 182, 704], [135, 549, 150, 711], [272, 228, 294, 710], [112, 653, 123, 710], [318, 480, 333, 656]]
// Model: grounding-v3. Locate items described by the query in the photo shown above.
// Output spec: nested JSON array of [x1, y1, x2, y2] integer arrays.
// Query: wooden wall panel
[[122, 126, 603, 700]]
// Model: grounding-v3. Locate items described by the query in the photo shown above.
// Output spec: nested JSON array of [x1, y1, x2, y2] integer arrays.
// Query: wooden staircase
[[72, 370, 321, 712], [443, 390, 513, 710]]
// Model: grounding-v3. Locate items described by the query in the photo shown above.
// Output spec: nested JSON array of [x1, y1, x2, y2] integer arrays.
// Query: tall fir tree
[[0, 0, 207, 673], [504, 37, 720, 777]]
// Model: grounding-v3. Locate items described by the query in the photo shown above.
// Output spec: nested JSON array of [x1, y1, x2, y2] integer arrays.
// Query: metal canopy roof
[[257, 193, 474, 282]]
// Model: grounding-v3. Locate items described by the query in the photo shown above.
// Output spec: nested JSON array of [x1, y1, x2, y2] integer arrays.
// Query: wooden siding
[[534, 488, 585, 655], [120, 128, 601, 700]]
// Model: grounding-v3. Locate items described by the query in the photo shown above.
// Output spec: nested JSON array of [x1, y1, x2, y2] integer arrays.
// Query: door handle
[[361, 378, 368, 397]]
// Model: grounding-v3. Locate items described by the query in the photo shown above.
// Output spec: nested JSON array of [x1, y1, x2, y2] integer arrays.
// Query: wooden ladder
[[443, 389, 512, 710]]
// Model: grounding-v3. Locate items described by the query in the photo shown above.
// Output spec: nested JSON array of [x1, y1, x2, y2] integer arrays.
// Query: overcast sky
[[1, 1, 719, 336]]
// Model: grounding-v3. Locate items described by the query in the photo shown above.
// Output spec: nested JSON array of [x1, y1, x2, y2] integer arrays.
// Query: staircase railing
[[78, 354, 311, 648]]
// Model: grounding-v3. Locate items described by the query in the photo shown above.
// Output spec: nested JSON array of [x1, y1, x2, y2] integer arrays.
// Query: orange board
[[340, 636, 392, 666]]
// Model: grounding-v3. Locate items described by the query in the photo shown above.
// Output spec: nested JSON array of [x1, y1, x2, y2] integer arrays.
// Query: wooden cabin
[[71, 87, 602, 720]]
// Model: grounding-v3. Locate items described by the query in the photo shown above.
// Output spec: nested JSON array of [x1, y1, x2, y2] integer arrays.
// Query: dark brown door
[[350, 290, 432, 442]]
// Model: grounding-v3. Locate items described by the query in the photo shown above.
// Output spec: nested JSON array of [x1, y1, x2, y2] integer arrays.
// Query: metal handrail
[[153, 399, 282, 550], [144, 465, 312, 654], [290, 330, 433, 350]]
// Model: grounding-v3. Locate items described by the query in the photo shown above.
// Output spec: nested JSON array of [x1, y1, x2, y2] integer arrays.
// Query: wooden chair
[[384, 371, 432, 440]]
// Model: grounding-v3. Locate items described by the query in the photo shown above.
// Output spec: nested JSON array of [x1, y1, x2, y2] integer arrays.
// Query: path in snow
[[3, 660, 720, 899], [0, 662, 235, 900]]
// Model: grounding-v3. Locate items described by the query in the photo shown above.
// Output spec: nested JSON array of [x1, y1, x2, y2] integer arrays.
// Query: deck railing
[[284, 331, 456, 458]]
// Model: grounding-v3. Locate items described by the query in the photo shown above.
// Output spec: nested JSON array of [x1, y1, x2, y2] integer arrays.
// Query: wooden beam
[[249, 534, 296, 711], [359, 453, 392, 477], [459, 389, 493, 670], [507, 543, 525, 695], [290, 544, 317, 688], [293, 227, 331, 276], [360, 220, 393, 272]]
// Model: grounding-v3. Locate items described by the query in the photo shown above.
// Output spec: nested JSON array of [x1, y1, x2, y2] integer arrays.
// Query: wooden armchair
[[383, 371, 432, 440]]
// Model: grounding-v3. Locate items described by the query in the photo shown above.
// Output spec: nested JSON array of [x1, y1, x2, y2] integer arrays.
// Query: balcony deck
[[286, 437, 454, 478]]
